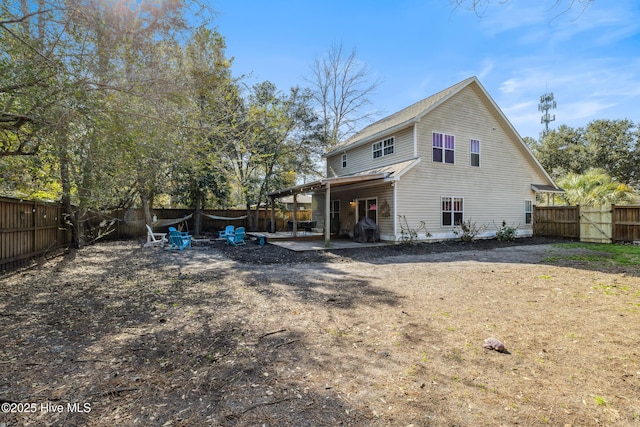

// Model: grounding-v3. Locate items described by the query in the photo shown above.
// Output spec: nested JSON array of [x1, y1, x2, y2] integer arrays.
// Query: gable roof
[[325, 76, 476, 157], [324, 76, 559, 189]]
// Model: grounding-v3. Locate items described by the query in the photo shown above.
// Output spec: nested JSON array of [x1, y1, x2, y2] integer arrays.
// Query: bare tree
[[450, 0, 592, 19], [306, 43, 381, 150]]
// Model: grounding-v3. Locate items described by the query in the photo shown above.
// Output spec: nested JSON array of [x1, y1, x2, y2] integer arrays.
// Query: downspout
[[325, 183, 331, 248], [393, 181, 398, 241], [413, 122, 418, 158]]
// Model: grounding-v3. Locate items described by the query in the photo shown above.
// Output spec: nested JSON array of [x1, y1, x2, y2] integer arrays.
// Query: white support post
[[325, 183, 331, 247], [293, 194, 298, 237]]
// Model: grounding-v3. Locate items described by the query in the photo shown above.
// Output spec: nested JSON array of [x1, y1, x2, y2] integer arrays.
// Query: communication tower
[[538, 92, 556, 139]]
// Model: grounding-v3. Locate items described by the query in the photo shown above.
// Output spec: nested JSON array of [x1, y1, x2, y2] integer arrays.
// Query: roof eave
[[322, 119, 418, 158]]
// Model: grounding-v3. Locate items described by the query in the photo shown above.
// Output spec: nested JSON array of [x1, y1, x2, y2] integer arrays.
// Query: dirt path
[[1, 240, 639, 426]]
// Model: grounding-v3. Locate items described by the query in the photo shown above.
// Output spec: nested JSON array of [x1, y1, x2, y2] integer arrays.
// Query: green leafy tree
[[584, 119, 638, 187], [170, 27, 235, 235], [226, 82, 320, 230], [556, 168, 637, 206], [534, 120, 640, 189]]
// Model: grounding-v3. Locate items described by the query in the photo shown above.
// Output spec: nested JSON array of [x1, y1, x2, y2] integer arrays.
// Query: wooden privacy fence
[[534, 205, 640, 243], [90, 208, 312, 238], [0, 197, 71, 272]]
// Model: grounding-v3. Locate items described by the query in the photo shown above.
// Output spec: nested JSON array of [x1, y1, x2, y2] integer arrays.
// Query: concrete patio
[[265, 236, 390, 252]]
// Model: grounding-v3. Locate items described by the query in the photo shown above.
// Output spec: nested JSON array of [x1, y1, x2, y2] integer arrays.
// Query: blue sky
[[213, 0, 640, 139]]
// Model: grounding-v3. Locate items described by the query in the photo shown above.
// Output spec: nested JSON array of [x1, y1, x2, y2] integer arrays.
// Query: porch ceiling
[[267, 173, 387, 199], [531, 184, 564, 193]]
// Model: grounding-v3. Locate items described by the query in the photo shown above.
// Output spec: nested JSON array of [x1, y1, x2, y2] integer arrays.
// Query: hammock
[[203, 213, 248, 221], [111, 210, 194, 228], [150, 214, 193, 227]]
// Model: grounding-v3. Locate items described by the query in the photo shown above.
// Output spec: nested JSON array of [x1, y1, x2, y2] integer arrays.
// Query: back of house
[[319, 76, 561, 241]]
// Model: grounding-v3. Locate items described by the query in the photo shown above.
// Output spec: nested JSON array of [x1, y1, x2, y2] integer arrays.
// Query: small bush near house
[[452, 219, 487, 242], [398, 215, 431, 244], [495, 220, 518, 241]]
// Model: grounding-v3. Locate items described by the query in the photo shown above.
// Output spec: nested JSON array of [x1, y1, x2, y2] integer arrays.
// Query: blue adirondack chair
[[168, 227, 192, 250], [219, 225, 235, 239], [226, 226, 246, 246]]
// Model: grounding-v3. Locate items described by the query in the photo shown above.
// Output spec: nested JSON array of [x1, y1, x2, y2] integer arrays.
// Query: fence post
[[611, 204, 616, 243], [576, 204, 581, 241]]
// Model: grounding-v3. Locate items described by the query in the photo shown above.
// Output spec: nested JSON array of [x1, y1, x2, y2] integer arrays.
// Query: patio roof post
[[325, 182, 331, 248], [293, 194, 298, 237]]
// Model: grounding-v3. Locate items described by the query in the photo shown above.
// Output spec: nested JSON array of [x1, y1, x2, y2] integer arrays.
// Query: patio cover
[[267, 158, 420, 247], [267, 158, 420, 199]]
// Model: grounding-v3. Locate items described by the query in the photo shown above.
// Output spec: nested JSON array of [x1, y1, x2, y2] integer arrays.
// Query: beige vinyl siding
[[326, 182, 394, 239], [395, 85, 551, 239], [326, 127, 415, 178]]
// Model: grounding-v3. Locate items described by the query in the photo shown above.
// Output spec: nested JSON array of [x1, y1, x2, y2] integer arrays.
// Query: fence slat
[[535, 205, 640, 243], [0, 197, 71, 272]]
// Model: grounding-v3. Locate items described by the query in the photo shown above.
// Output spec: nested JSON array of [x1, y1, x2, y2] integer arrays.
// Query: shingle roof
[[325, 76, 477, 157]]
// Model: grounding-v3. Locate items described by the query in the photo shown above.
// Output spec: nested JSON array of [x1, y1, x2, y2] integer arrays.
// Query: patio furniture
[[219, 225, 235, 239], [226, 227, 246, 246], [168, 227, 192, 250], [144, 224, 168, 248]]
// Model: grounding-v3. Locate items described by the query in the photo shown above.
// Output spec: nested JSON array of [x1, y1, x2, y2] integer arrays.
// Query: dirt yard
[[1, 238, 639, 426]]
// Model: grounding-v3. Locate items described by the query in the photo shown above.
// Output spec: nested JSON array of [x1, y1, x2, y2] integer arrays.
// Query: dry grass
[[0, 240, 639, 426]]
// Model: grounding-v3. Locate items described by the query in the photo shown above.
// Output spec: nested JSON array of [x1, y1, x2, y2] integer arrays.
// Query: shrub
[[398, 215, 431, 244], [452, 219, 487, 242], [495, 220, 518, 241]]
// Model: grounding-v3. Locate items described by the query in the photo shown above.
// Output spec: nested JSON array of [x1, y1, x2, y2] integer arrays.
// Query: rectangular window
[[383, 138, 394, 155], [372, 137, 394, 159], [442, 196, 463, 226], [525, 200, 533, 225], [433, 133, 454, 164], [372, 141, 382, 158], [444, 135, 455, 164], [331, 200, 340, 218], [341, 153, 347, 168], [470, 139, 480, 167], [357, 198, 377, 223]]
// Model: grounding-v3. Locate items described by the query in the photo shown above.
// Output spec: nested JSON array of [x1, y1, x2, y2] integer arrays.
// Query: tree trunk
[[194, 189, 203, 237], [245, 202, 256, 231], [140, 191, 153, 227], [59, 148, 79, 248]]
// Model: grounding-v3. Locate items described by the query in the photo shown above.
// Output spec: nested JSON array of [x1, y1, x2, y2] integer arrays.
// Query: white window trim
[[441, 196, 464, 226], [341, 153, 347, 168], [356, 197, 378, 223], [372, 137, 394, 159], [432, 132, 455, 164], [525, 200, 533, 225], [470, 138, 480, 167]]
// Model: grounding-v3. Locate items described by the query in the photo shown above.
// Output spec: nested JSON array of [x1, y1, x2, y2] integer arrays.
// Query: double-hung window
[[470, 139, 480, 167], [341, 153, 347, 168], [525, 200, 533, 225], [442, 197, 463, 226], [372, 137, 394, 159], [433, 133, 454, 164]]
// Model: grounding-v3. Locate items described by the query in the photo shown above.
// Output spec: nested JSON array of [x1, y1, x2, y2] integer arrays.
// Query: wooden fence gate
[[579, 206, 612, 243], [534, 205, 640, 243]]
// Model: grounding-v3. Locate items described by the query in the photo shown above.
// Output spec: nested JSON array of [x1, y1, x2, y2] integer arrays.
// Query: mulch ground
[[1, 236, 639, 426]]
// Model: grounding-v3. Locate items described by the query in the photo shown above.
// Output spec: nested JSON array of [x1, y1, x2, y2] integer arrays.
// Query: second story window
[[372, 137, 394, 159], [341, 153, 347, 168], [470, 139, 480, 167], [433, 133, 455, 164]]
